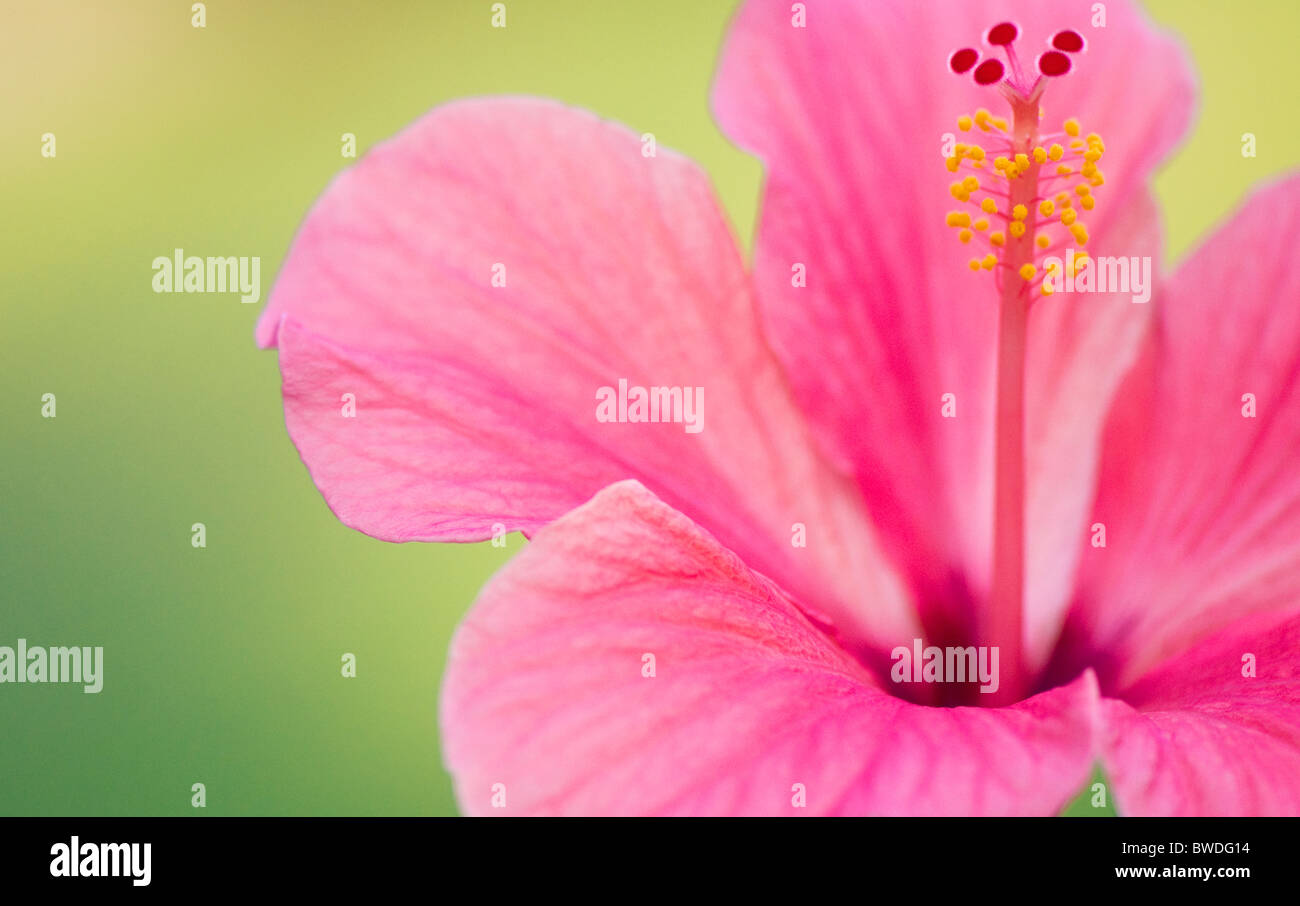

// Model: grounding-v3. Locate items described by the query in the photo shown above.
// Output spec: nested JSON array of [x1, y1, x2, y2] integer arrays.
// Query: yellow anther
[[1037, 233, 1051, 249], [1009, 221, 1026, 238], [959, 229, 973, 243], [981, 197, 998, 214], [1081, 195, 1096, 210], [1070, 140, 1085, 150], [1090, 171, 1105, 187], [1064, 118, 1080, 137], [1015, 153, 1029, 171], [1056, 165, 1073, 176], [1084, 149, 1102, 162], [968, 146, 986, 162], [1012, 204, 1028, 221], [992, 117, 1008, 131], [1019, 263, 1037, 281], [1070, 223, 1089, 245], [946, 156, 961, 172], [962, 175, 980, 192], [945, 211, 971, 228], [990, 231, 1006, 247], [1061, 208, 1078, 226], [954, 143, 968, 157], [1055, 192, 1069, 204], [1039, 200, 1055, 217], [994, 156, 1010, 171], [1075, 184, 1091, 196], [1048, 144, 1064, 161], [969, 258, 982, 271], [1086, 133, 1104, 150], [974, 218, 989, 231], [982, 254, 997, 270], [1081, 162, 1098, 178], [1041, 281, 1055, 297], [1033, 147, 1048, 164], [958, 115, 973, 131], [975, 108, 992, 131]]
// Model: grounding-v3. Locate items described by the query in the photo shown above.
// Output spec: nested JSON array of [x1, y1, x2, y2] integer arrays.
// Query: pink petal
[[441, 480, 1100, 816], [711, 0, 1194, 666], [260, 98, 914, 648], [1069, 175, 1300, 687], [1099, 610, 1300, 816]]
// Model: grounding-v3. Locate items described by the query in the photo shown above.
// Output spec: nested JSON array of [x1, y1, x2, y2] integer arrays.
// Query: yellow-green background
[[1, 0, 1295, 815]]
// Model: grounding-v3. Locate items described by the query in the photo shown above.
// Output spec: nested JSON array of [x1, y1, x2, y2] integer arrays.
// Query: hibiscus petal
[[1099, 610, 1300, 816], [260, 98, 913, 647], [1067, 176, 1300, 687], [711, 0, 1193, 664], [441, 480, 1099, 816]]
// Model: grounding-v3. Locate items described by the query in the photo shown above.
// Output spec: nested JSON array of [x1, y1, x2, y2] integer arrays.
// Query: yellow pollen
[[990, 231, 1005, 247], [1019, 264, 1037, 281], [969, 258, 981, 271], [1070, 223, 1089, 245], [994, 156, 1010, 171], [975, 108, 992, 131], [969, 146, 986, 162], [1033, 147, 1048, 164], [981, 198, 998, 214], [1048, 144, 1064, 161], [1081, 195, 1096, 210], [1075, 184, 1091, 196], [1036, 233, 1050, 249], [1009, 221, 1026, 238], [974, 218, 989, 231], [1064, 118, 1080, 137], [982, 254, 997, 270], [1056, 165, 1073, 176], [1015, 153, 1030, 171], [946, 156, 961, 172], [1061, 208, 1078, 226], [1084, 149, 1102, 162], [1012, 204, 1028, 221], [1055, 192, 1069, 204], [946, 211, 971, 228], [962, 175, 980, 192], [992, 117, 1008, 131], [959, 229, 973, 243], [1039, 200, 1055, 217], [958, 115, 973, 131]]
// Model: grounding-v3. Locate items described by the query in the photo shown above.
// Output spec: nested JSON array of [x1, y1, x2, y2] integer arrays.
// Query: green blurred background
[[1, 0, 1295, 816]]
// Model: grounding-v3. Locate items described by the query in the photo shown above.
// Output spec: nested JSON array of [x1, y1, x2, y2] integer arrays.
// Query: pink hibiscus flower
[[256, 0, 1300, 816]]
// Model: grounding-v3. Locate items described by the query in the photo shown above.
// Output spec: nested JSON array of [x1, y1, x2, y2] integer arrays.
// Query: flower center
[[943, 22, 1107, 704]]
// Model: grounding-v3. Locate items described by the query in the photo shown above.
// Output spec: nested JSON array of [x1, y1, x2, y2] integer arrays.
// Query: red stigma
[[949, 47, 979, 75], [974, 59, 1005, 85], [986, 22, 1019, 46]]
